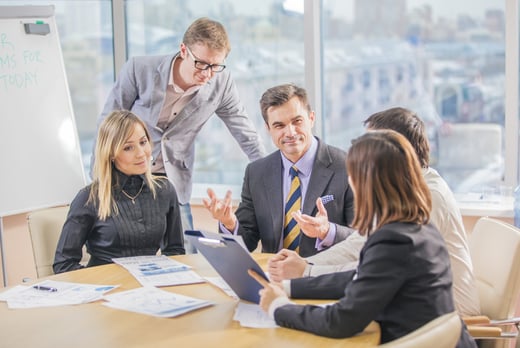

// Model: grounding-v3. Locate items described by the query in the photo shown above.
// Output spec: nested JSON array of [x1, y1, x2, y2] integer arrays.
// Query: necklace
[[121, 181, 144, 204]]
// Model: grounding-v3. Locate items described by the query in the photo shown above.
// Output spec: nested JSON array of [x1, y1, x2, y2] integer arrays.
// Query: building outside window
[[323, 0, 507, 194], [0, 0, 515, 198]]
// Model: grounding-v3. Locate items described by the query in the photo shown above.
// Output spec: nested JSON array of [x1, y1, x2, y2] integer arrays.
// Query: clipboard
[[185, 230, 269, 303]]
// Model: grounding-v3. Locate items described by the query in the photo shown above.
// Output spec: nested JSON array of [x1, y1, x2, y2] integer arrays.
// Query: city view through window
[[0, 0, 509, 196], [323, 0, 506, 194]]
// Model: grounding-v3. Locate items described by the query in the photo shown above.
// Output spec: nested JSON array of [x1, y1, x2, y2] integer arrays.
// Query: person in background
[[202, 83, 355, 257], [267, 107, 480, 316], [250, 130, 477, 347], [94, 17, 266, 252], [54, 110, 184, 274]]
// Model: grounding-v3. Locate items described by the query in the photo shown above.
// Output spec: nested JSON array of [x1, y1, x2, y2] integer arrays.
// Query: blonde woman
[[250, 130, 476, 347], [54, 110, 184, 274]]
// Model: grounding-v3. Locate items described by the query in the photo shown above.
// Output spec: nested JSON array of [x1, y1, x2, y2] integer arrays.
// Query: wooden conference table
[[0, 254, 380, 348]]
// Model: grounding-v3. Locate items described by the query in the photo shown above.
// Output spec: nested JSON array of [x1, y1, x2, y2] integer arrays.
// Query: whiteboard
[[0, 6, 86, 216]]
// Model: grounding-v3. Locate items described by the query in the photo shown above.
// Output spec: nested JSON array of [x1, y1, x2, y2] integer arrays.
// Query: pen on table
[[33, 285, 58, 292]]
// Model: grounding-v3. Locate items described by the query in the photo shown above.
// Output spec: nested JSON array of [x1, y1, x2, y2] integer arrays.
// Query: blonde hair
[[183, 17, 231, 54], [89, 110, 159, 220], [346, 130, 431, 236]]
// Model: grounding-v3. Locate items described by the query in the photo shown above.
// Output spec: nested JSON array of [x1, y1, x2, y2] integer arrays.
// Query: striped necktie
[[283, 166, 301, 252]]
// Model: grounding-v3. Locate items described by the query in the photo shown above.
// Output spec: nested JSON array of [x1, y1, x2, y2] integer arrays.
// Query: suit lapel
[[263, 153, 284, 244], [303, 141, 334, 216], [151, 55, 175, 125]]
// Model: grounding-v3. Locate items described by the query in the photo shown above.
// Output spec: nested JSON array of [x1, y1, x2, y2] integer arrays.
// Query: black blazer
[[234, 137, 354, 257], [278, 222, 476, 347]]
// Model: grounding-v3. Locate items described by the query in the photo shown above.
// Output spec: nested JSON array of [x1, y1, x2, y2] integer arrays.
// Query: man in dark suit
[[203, 83, 354, 257]]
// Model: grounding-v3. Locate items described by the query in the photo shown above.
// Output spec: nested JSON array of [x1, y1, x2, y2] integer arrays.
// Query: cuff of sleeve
[[268, 296, 293, 320], [315, 223, 336, 250], [282, 279, 292, 297], [219, 221, 239, 235], [303, 262, 312, 277]]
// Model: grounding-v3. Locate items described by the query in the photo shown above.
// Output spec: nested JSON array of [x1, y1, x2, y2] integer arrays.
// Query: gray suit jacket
[[235, 138, 354, 257], [96, 54, 265, 203]]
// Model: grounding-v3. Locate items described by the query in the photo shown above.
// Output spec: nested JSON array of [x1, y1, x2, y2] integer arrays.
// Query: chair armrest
[[490, 317, 520, 326], [466, 325, 502, 337], [464, 315, 520, 327], [463, 315, 491, 325], [465, 316, 520, 340]]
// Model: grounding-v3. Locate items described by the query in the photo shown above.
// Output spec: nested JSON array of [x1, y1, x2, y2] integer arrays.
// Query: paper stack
[[103, 286, 212, 317]]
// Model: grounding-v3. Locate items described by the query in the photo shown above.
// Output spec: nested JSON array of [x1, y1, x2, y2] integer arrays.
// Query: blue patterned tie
[[284, 166, 301, 252]]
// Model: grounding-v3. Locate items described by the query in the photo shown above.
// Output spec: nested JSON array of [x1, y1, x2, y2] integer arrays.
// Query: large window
[[322, 0, 508, 194], [1, 0, 517, 198]]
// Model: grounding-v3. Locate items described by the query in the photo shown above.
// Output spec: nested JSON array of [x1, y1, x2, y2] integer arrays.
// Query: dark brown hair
[[363, 107, 430, 168], [347, 129, 431, 236], [259, 83, 312, 124]]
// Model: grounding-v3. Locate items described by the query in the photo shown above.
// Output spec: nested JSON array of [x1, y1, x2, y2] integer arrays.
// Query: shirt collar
[[168, 56, 176, 87], [281, 136, 318, 178], [113, 167, 146, 191]]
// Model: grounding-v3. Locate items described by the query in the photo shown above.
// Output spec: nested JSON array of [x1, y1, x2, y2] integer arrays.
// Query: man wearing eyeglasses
[[95, 18, 266, 252]]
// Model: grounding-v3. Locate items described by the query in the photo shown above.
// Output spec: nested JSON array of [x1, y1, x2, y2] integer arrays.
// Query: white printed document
[[233, 302, 279, 328], [103, 286, 213, 317], [0, 280, 117, 309], [232, 302, 334, 329], [112, 255, 205, 287]]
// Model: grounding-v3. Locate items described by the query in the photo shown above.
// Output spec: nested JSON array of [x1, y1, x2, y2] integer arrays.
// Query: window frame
[[110, 0, 520, 190]]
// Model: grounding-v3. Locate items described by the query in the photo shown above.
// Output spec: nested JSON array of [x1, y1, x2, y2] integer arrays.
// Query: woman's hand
[[248, 269, 287, 312]]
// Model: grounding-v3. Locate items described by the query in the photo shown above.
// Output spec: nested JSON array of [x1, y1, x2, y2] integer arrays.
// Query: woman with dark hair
[[250, 129, 476, 347]]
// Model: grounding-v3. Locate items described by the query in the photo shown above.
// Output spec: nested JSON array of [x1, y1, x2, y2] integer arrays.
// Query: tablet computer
[[185, 230, 269, 303]]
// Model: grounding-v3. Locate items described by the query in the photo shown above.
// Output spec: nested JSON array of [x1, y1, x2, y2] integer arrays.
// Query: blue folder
[[185, 230, 269, 304]]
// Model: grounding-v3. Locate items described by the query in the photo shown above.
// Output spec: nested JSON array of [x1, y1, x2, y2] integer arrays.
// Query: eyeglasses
[[185, 46, 226, 73]]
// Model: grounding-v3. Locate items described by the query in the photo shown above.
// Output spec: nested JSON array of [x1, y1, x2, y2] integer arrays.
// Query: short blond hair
[[183, 17, 231, 54]]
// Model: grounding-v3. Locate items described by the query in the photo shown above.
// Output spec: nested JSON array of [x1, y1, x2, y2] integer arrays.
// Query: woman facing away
[[250, 129, 476, 347], [53, 110, 185, 274]]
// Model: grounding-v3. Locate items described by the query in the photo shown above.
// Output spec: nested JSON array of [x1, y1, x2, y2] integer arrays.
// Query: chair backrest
[[379, 312, 461, 348], [469, 217, 520, 320], [27, 205, 87, 278]]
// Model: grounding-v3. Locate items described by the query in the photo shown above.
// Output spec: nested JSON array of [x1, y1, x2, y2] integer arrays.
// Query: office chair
[[462, 217, 520, 348], [379, 311, 461, 348], [27, 205, 88, 278]]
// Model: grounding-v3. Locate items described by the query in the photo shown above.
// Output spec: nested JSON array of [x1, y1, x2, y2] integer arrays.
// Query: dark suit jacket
[[234, 138, 354, 257], [278, 222, 476, 347]]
